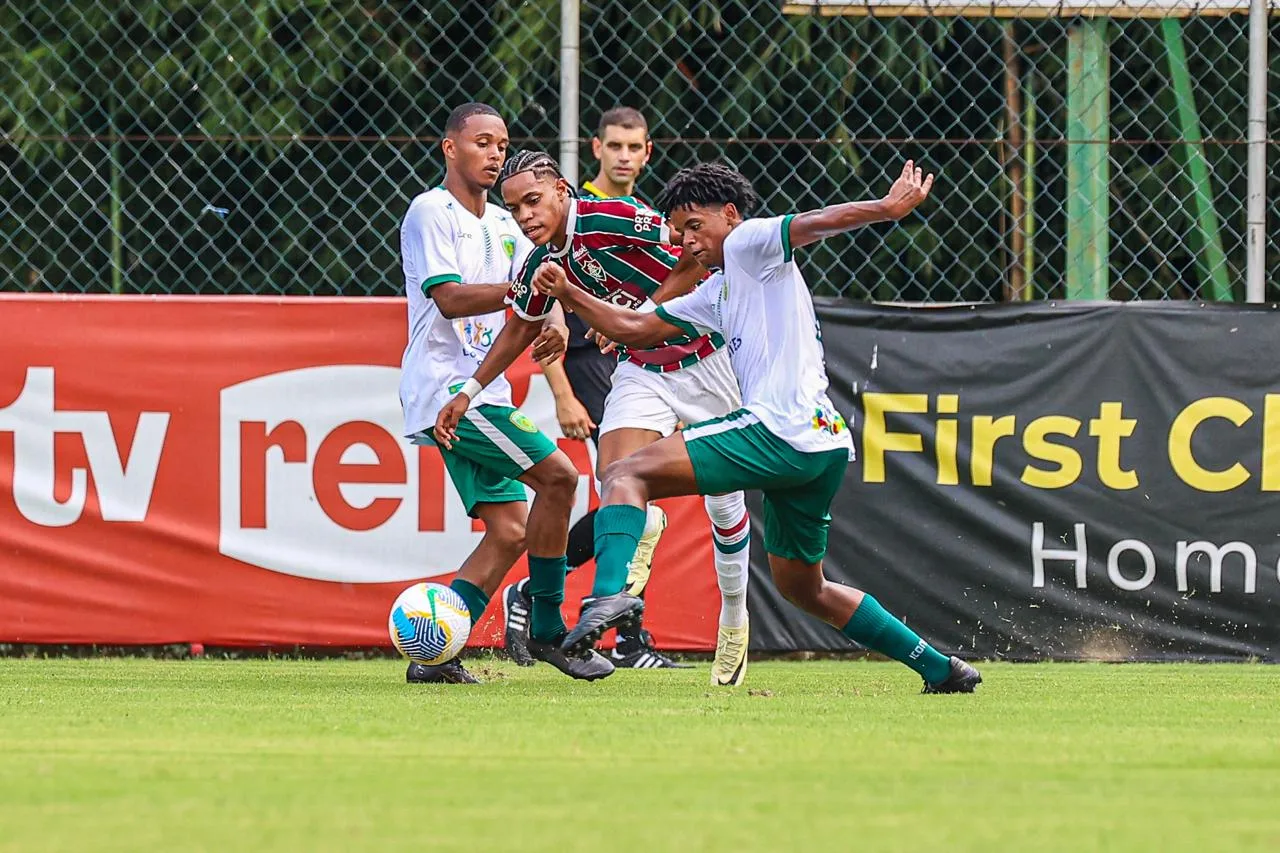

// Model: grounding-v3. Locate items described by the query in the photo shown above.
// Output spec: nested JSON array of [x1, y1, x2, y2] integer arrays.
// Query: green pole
[[1066, 20, 1110, 300], [1161, 18, 1232, 301]]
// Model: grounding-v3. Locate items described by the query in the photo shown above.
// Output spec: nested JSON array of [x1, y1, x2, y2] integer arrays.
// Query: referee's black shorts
[[562, 318, 617, 447]]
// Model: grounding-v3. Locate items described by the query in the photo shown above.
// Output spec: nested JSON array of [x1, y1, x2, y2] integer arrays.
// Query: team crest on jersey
[[509, 411, 538, 433], [502, 235, 516, 259], [572, 246, 607, 283]]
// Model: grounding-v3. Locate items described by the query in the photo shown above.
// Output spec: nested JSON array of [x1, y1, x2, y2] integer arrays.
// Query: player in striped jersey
[[505, 108, 689, 670], [434, 150, 755, 686]]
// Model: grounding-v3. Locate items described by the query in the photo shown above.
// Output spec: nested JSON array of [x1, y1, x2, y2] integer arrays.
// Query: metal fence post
[[1246, 0, 1268, 303], [559, 0, 581, 186]]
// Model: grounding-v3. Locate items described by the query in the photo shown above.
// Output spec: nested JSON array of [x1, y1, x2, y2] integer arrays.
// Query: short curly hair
[[654, 163, 761, 218]]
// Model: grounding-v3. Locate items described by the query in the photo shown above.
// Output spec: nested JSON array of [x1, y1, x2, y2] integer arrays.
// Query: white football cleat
[[710, 617, 749, 687]]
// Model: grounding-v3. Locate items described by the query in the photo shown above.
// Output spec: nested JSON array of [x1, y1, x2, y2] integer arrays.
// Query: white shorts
[[599, 347, 742, 438]]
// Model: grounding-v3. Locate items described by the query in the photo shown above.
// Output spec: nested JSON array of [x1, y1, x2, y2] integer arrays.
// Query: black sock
[[566, 509, 597, 571]]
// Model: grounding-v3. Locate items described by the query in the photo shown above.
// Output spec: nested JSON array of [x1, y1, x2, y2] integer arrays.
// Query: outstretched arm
[[789, 160, 934, 251], [534, 264, 680, 351]]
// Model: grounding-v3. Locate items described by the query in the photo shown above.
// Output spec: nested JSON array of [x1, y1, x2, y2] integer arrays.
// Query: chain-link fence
[[1, 1, 1277, 300]]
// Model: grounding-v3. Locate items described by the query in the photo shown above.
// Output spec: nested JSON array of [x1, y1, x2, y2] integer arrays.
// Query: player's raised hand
[[433, 393, 470, 449], [532, 262, 570, 298], [882, 160, 935, 220], [531, 322, 569, 364]]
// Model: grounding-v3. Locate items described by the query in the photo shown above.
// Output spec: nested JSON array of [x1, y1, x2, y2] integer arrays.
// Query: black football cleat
[[561, 593, 645, 656], [612, 628, 690, 669], [406, 658, 480, 684], [921, 656, 982, 694], [527, 638, 616, 681], [502, 580, 536, 667]]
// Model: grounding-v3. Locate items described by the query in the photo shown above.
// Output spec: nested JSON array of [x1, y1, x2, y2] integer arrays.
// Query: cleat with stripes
[[502, 580, 535, 667], [612, 628, 690, 669], [921, 656, 982, 694], [406, 658, 480, 684]]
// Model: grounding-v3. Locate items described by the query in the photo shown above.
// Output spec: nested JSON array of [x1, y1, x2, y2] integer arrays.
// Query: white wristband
[[459, 378, 484, 400]]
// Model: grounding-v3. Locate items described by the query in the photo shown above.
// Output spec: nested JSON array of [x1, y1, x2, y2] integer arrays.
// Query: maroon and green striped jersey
[[505, 197, 725, 373]]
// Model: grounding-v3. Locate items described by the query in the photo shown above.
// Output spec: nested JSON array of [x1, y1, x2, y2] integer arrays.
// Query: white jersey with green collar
[[398, 186, 534, 436], [654, 215, 853, 456]]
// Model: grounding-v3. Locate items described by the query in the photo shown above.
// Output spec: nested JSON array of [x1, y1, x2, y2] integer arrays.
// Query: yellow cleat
[[624, 505, 667, 597], [710, 618, 749, 687]]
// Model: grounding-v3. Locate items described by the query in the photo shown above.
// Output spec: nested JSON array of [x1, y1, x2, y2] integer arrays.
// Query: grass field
[[3, 658, 1279, 852]]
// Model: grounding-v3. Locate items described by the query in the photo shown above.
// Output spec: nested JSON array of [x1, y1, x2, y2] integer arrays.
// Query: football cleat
[[502, 580, 535, 667], [406, 658, 480, 684], [921, 656, 983, 694], [624, 505, 667, 597], [561, 593, 645, 655], [613, 628, 690, 669], [710, 619, 749, 687], [528, 638, 616, 681]]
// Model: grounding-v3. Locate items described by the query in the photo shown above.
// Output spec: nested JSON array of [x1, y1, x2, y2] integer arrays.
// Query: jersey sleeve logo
[[502, 235, 516, 259], [634, 211, 656, 232]]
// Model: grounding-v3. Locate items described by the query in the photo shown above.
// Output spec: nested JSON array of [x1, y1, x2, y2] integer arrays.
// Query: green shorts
[[411, 404, 557, 517], [683, 409, 849, 565]]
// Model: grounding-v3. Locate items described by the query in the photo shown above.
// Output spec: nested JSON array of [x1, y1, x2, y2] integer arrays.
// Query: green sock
[[449, 578, 490, 627], [841, 594, 952, 684], [592, 504, 647, 598], [526, 555, 568, 643]]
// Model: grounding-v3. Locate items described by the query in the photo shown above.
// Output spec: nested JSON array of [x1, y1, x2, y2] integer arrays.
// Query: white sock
[[704, 492, 750, 629]]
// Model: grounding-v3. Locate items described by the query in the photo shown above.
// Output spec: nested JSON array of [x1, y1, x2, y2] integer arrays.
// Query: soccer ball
[[388, 582, 471, 665]]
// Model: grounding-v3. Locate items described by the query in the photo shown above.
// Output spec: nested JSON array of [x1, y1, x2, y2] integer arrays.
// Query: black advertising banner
[[744, 301, 1280, 661]]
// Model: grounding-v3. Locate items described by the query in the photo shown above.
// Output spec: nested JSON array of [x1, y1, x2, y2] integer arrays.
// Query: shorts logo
[[502, 235, 516, 259], [509, 411, 538, 433]]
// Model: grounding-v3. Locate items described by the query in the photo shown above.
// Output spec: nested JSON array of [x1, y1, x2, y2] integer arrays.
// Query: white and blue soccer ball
[[388, 582, 472, 665]]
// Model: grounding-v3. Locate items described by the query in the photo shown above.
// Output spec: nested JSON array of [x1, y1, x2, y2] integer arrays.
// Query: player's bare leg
[[563, 432, 699, 654], [517, 451, 615, 681], [587, 426, 687, 666], [768, 554, 981, 694], [595, 427, 667, 595], [593, 428, 750, 674]]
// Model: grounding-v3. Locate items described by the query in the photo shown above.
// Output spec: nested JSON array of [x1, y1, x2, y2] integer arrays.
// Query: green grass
[[2, 659, 1279, 852]]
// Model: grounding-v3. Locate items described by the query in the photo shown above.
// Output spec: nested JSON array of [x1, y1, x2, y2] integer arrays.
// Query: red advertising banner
[[0, 296, 719, 650]]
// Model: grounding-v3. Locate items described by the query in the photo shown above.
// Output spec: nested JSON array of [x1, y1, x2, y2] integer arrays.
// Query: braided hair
[[654, 163, 761, 218], [498, 149, 567, 189]]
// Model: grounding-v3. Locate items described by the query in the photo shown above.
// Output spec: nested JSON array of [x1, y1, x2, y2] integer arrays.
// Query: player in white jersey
[[533, 161, 982, 694], [398, 102, 613, 684]]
